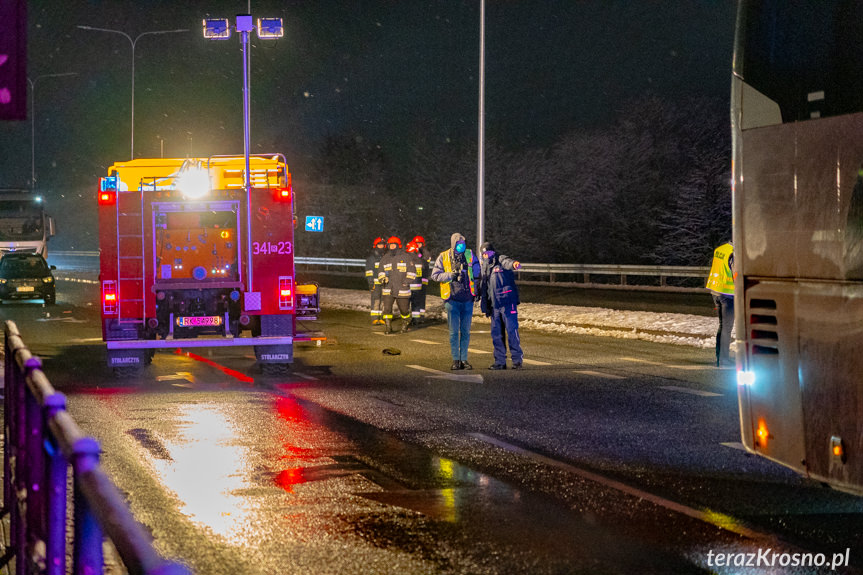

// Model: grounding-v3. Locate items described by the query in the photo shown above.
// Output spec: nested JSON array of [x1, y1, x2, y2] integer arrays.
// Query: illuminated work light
[[203, 18, 231, 39], [257, 18, 284, 39], [175, 166, 211, 199]]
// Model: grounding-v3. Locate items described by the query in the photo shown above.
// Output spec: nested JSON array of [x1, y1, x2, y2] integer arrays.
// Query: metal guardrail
[[51, 252, 710, 289], [3, 321, 190, 575], [292, 256, 709, 289]]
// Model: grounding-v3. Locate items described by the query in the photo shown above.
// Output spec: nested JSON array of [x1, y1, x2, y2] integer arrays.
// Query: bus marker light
[[830, 436, 847, 464], [756, 420, 769, 448]]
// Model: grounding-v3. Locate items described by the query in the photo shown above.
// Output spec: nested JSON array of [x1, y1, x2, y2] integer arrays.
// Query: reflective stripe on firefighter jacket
[[437, 248, 478, 301], [378, 248, 416, 298], [365, 250, 384, 287], [706, 243, 734, 296]]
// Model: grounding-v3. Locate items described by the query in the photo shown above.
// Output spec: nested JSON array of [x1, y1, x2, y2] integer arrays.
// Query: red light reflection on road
[[275, 468, 307, 493], [274, 396, 317, 492], [175, 349, 254, 383]]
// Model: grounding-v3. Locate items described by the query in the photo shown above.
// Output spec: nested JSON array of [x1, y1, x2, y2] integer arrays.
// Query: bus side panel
[[797, 284, 863, 488], [740, 114, 863, 283], [741, 282, 806, 471]]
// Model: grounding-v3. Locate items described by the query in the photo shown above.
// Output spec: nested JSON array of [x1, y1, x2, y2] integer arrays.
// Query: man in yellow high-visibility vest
[[706, 242, 735, 367]]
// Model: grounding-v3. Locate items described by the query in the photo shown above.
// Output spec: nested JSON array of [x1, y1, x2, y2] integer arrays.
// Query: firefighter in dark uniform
[[378, 236, 415, 334], [406, 240, 430, 325], [365, 236, 387, 325]]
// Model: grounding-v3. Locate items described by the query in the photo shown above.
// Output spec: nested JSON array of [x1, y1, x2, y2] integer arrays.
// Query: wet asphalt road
[[2, 277, 862, 574]]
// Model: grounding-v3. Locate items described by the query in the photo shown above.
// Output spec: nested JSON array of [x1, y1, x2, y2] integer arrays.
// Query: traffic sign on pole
[[304, 216, 324, 232]]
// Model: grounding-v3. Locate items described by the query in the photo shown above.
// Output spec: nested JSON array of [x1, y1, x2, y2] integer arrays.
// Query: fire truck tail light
[[278, 276, 294, 310], [102, 281, 118, 314], [273, 187, 291, 202], [98, 190, 117, 205]]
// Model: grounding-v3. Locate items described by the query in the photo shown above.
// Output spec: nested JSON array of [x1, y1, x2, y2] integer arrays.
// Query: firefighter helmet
[[411, 235, 425, 245], [387, 236, 402, 248], [406, 241, 418, 253], [373, 237, 386, 248]]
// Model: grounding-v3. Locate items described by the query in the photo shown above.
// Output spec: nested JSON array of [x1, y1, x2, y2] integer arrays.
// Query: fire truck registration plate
[[176, 316, 223, 327], [16, 286, 34, 292]]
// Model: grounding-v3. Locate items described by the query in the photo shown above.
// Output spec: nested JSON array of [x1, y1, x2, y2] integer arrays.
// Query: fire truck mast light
[[176, 167, 212, 199]]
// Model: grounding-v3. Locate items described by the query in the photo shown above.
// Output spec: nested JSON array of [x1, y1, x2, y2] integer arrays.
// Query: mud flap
[[254, 345, 293, 364], [107, 349, 149, 368]]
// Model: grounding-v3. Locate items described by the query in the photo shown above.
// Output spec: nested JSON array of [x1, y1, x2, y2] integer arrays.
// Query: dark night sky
[[0, 1, 737, 196]]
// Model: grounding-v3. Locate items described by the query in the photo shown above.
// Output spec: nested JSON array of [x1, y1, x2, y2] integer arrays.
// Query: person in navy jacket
[[478, 241, 524, 370]]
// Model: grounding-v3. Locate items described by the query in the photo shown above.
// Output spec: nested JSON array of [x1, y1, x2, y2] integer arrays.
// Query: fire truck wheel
[[44, 295, 56, 306], [261, 363, 290, 376], [112, 366, 140, 378]]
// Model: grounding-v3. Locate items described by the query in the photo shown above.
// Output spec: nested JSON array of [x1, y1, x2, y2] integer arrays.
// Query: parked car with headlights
[[0, 252, 56, 304]]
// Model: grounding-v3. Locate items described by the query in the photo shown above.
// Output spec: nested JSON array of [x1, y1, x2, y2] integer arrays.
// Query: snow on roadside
[[320, 288, 719, 349]]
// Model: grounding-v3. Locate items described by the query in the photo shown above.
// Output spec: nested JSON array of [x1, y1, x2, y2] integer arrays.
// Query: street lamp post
[[76, 25, 188, 160], [477, 0, 486, 250], [203, 15, 283, 293], [28, 72, 76, 189]]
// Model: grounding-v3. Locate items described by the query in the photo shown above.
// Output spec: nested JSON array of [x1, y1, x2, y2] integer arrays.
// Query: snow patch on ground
[[321, 288, 718, 349]]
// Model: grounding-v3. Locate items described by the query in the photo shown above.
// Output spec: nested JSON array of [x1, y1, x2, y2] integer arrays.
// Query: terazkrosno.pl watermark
[[706, 548, 851, 570]]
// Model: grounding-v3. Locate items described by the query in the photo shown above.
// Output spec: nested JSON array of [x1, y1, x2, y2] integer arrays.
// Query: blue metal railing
[[2, 321, 190, 575]]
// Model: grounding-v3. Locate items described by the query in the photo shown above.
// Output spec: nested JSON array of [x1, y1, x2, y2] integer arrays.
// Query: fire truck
[[97, 154, 319, 375]]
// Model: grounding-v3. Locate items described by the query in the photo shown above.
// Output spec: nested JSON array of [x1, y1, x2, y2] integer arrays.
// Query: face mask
[[455, 242, 466, 254]]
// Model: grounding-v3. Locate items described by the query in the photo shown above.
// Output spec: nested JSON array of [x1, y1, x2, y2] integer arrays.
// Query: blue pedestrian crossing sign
[[305, 216, 324, 232]]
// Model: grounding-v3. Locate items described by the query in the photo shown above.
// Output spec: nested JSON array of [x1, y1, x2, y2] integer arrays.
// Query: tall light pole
[[204, 15, 283, 292], [28, 72, 76, 189], [477, 0, 486, 250], [77, 25, 188, 160]]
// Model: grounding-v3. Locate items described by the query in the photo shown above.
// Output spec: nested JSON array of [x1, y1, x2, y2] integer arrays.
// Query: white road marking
[[467, 348, 492, 355], [574, 370, 625, 380], [70, 337, 104, 343], [293, 372, 318, 381], [156, 372, 195, 383], [406, 365, 441, 374], [659, 385, 722, 397], [622, 357, 711, 371], [469, 432, 768, 540], [410, 339, 441, 345], [721, 442, 748, 451], [406, 364, 484, 383], [522, 358, 551, 366]]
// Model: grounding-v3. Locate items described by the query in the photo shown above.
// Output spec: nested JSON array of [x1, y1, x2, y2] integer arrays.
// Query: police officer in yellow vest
[[706, 242, 735, 367], [431, 233, 481, 370]]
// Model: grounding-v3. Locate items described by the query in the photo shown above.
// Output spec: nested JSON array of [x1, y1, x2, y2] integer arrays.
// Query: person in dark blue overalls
[[478, 241, 524, 370]]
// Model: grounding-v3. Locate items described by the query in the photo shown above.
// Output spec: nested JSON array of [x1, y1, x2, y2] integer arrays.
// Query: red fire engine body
[[97, 154, 319, 372]]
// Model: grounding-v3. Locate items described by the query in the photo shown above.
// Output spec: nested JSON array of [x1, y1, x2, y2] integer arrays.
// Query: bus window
[[737, 0, 863, 124]]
